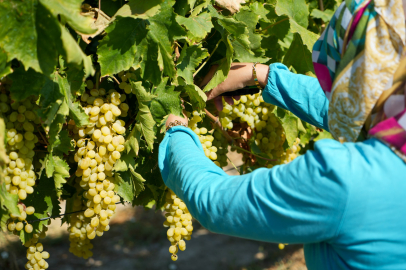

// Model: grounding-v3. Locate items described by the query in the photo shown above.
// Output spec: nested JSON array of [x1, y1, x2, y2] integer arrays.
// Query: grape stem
[[111, 75, 121, 85], [204, 108, 234, 143], [226, 156, 240, 174], [36, 125, 48, 145], [257, 18, 289, 33], [232, 145, 277, 162], [193, 39, 222, 77], [22, 202, 124, 224]]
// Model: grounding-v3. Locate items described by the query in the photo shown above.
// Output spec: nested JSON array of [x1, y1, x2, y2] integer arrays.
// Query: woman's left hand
[[165, 114, 189, 130]]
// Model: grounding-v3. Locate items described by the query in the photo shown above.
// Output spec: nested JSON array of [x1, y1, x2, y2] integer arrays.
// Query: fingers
[[224, 96, 234, 106], [214, 97, 224, 112]]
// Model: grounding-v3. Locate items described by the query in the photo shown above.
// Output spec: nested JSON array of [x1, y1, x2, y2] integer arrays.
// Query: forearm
[[159, 127, 348, 243], [262, 63, 329, 130]]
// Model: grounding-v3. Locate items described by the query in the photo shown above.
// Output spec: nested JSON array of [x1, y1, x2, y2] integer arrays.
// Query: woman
[[159, 0, 406, 268]]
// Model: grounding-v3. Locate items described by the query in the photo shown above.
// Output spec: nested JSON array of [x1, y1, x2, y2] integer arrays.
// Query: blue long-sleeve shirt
[[158, 63, 406, 269]]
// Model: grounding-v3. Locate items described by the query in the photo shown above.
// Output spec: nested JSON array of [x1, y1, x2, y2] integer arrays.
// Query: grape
[[68, 87, 127, 258], [187, 111, 229, 168], [163, 189, 193, 260], [2, 94, 40, 200]]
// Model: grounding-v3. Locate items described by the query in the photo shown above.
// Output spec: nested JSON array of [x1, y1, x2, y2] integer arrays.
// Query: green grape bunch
[[0, 80, 41, 201], [163, 189, 194, 261], [67, 82, 126, 258]]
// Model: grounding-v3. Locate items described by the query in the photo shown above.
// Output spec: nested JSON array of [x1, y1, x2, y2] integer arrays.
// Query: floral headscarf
[[312, 0, 406, 161]]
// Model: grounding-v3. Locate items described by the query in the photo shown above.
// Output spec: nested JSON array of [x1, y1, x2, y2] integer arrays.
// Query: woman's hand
[[165, 114, 189, 130], [200, 63, 269, 111]]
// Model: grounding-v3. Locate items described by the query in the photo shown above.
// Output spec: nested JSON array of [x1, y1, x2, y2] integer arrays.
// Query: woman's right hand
[[200, 63, 269, 111]]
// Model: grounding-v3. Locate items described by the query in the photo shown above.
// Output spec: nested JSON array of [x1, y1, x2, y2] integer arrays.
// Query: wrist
[[255, 64, 270, 88], [246, 63, 270, 88]]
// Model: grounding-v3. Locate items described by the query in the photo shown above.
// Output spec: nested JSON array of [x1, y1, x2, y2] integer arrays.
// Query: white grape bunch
[[220, 93, 301, 166], [6, 204, 51, 269], [67, 81, 125, 258], [67, 187, 95, 259], [163, 189, 193, 261], [0, 90, 40, 200], [25, 242, 50, 270], [188, 111, 228, 167]]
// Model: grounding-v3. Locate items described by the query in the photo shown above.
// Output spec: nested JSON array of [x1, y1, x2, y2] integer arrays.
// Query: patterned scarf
[[312, 0, 406, 161]]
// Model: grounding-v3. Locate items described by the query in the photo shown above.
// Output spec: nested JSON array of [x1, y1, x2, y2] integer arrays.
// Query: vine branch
[[257, 18, 289, 33], [204, 108, 233, 143], [193, 39, 222, 77]]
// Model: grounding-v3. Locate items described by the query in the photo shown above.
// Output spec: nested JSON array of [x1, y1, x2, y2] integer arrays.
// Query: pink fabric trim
[[369, 109, 406, 155], [313, 62, 332, 93]]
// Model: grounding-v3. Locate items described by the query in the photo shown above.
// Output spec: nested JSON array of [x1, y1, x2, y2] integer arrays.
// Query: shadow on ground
[[0, 205, 306, 270]]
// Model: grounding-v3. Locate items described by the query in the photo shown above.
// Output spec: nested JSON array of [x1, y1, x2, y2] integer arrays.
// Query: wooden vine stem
[[204, 108, 233, 144]]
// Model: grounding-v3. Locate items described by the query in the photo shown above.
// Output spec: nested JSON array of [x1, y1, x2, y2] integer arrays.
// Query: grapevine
[[0, 0, 335, 267]]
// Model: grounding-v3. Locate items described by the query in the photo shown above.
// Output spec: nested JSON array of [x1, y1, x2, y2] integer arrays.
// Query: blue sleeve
[[263, 63, 330, 130], [159, 126, 350, 243]]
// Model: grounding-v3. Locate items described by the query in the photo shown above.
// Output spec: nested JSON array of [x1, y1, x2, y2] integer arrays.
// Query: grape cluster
[[67, 84, 125, 257], [220, 93, 295, 165], [1, 92, 40, 200], [7, 204, 35, 234], [67, 190, 94, 259], [188, 112, 228, 167], [163, 189, 193, 261], [117, 70, 137, 98], [25, 242, 50, 270]]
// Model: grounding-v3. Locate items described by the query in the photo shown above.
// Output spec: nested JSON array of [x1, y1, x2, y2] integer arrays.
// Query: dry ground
[[0, 151, 307, 270]]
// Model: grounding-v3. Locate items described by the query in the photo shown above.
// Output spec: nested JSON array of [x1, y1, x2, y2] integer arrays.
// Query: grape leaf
[[125, 124, 142, 156], [217, 18, 251, 50], [203, 36, 233, 92], [114, 153, 146, 202], [48, 101, 69, 152], [277, 113, 299, 147], [98, 17, 148, 76], [8, 67, 48, 102], [180, 84, 207, 111], [45, 155, 70, 197], [40, 0, 96, 34], [114, 0, 164, 19], [275, 0, 309, 28], [176, 12, 214, 41], [0, 1, 59, 75], [60, 24, 95, 78], [235, 7, 261, 50], [20, 174, 61, 244], [0, 183, 20, 217], [0, 1, 94, 77], [0, 49, 12, 78], [134, 146, 164, 187], [314, 129, 334, 141], [68, 102, 90, 127], [283, 33, 314, 74], [130, 81, 157, 149], [150, 78, 183, 122], [148, 6, 187, 79], [289, 20, 319, 51], [177, 44, 209, 85], [311, 9, 334, 22], [53, 130, 75, 155], [66, 63, 86, 96], [134, 37, 162, 86], [191, 0, 211, 16]]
